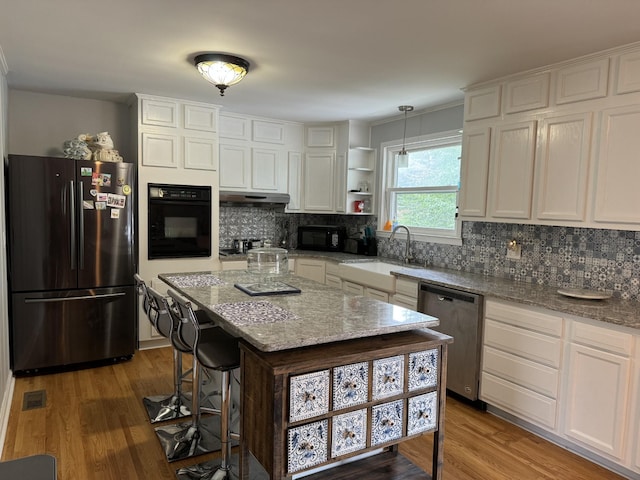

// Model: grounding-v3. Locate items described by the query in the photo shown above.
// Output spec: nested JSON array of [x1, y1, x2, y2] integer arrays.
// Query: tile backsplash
[[220, 208, 640, 301], [380, 222, 640, 301]]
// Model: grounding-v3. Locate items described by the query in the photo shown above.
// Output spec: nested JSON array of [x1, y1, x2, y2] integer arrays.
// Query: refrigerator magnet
[[95, 201, 106, 210], [100, 173, 112, 187], [117, 177, 125, 187], [83, 200, 94, 209], [110, 209, 120, 219], [107, 193, 126, 208], [122, 185, 131, 195], [91, 172, 103, 186], [97, 192, 108, 201], [89, 189, 98, 197], [81, 167, 92, 176]]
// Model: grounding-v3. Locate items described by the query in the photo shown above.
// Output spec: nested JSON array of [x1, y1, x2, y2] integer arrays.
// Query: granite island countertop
[[159, 270, 440, 352]]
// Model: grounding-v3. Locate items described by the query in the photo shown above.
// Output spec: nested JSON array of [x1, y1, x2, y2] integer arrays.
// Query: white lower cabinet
[[294, 258, 326, 283], [561, 319, 632, 462], [364, 287, 388, 303], [480, 299, 563, 430], [325, 274, 342, 290], [391, 278, 419, 310], [342, 280, 364, 296], [220, 260, 248, 271], [480, 298, 640, 475]]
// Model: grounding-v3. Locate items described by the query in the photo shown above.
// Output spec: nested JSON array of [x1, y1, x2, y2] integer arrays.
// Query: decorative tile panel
[[372, 355, 404, 400], [407, 391, 438, 435], [289, 370, 329, 422], [287, 420, 328, 473], [332, 362, 369, 410], [331, 409, 367, 458], [408, 349, 439, 391], [371, 400, 404, 446]]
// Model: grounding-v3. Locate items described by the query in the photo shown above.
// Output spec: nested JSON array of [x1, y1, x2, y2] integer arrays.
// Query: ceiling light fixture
[[194, 53, 250, 96], [397, 105, 414, 168]]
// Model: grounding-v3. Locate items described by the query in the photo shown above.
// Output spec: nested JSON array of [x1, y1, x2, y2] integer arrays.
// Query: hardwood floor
[[1, 347, 627, 480]]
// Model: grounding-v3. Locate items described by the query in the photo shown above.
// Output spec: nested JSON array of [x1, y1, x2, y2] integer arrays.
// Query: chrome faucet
[[390, 224, 412, 264]]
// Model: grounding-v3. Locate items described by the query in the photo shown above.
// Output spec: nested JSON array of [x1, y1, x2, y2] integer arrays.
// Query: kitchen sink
[[339, 261, 403, 292]]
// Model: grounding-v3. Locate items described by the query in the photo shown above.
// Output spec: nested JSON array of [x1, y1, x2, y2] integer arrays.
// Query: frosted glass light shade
[[194, 54, 250, 96], [397, 150, 409, 168]]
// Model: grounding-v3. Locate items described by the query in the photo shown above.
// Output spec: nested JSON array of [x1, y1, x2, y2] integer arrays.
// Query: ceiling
[[2, 0, 640, 124]]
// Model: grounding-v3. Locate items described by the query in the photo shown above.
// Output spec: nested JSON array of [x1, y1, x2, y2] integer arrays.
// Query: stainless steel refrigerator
[[7, 155, 137, 373]]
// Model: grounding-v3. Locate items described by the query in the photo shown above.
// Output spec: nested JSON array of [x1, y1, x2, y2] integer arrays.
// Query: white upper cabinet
[[286, 152, 302, 212], [459, 127, 491, 217], [135, 94, 219, 171], [593, 104, 640, 224], [488, 120, 537, 219], [306, 126, 335, 148], [303, 152, 335, 212], [217, 113, 303, 195], [219, 143, 250, 189], [555, 58, 609, 105], [464, 85, 501, 121], [615, 50, 640, 95], [534, 112, 592, 221], [504, 73, 550, 114], [461, 42, 640, 230]]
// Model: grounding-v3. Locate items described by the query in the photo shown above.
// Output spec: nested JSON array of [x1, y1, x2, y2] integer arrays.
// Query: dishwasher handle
[[420, 283, 479, 304]]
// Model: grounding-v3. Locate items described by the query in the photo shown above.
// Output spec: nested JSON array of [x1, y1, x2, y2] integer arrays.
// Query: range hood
[[219, 191, 290, 208]]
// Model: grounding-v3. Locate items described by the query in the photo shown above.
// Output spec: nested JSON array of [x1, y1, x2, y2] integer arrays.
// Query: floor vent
[[22, 390, 47, 411]]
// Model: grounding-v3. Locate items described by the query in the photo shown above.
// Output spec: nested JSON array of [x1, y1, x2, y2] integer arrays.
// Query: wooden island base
[[303, 450, 429, 480], [240, 329, 451, 480]]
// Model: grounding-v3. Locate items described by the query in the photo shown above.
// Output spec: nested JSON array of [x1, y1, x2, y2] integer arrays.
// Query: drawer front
[[325, 273, 342, 290], [343, 280, 364, 296], [408, 349, 439, 391], [484, 319, 562, 367], [290, 370, 330, 422], [407, 391, 438, 435], [371, 399, 404, 446], [570, 320, 633, 356], [481, 372, 557, 429], [325, 261, 341, 276], [331, 408, 367, 458], [485, 299, 563, 336], [333, 362, 369, 410], [391, 293, 417, 310], [365, 287, 389, 303], [483, 346, 559, 398], [372, 355, 405, 400], [395, 278, 418, 298], [287, 419, 328, 473]]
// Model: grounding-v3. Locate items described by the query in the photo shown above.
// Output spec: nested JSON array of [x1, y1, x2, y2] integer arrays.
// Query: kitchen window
[[381, 130, 462, 245]]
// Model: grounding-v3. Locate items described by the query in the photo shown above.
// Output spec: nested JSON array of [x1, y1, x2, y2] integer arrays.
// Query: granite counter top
[[392, 266, 640, 330], [219, 251, 640, 330], [159, 270, 440, 352]]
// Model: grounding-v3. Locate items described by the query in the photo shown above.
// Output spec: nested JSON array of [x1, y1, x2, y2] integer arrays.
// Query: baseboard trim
[[0, 372, 16, 458]]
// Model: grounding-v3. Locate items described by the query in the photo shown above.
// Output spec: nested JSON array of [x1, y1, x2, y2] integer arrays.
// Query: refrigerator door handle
[[70, 180, 77, 270], [78, 180, 85, 269], [23, 292, 127, 303]]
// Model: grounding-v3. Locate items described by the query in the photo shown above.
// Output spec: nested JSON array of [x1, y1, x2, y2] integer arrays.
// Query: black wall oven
[[148, 183, 212, 259]]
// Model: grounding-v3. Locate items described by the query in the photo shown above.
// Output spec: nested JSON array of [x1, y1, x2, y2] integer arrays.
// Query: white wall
[[0, 45, 14, 458], [8, 90, 131, 159]]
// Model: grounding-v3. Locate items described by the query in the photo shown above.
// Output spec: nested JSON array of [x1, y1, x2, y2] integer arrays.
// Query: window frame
[[378, 129, 462, 246]]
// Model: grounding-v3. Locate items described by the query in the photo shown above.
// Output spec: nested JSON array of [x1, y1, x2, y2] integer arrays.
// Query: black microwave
[[297, 225, 346, 252]]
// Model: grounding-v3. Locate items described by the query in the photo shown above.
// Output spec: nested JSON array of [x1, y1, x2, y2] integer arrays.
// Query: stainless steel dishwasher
[[418, 283, 484, 404]]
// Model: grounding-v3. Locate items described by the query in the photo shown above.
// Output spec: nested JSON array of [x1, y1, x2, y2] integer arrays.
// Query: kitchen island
[[159, 270, 452, 480]]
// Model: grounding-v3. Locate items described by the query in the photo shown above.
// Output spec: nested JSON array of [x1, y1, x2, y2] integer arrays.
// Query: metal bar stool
[[155, 289, 240, 467], [135, 274, 192, 423]]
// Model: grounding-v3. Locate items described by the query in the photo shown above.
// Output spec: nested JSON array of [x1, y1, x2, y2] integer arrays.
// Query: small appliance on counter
[[343, 226, 377, 256], [235, 242, 300, 296], [297, 225, 346, 251]]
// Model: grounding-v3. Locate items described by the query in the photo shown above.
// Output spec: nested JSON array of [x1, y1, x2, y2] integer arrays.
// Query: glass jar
[[246, 245, 289, 277]]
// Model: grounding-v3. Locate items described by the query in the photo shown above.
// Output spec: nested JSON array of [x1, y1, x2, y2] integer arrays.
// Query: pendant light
[[397, 105, 414, 168], [194, 53, 250, 96]]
